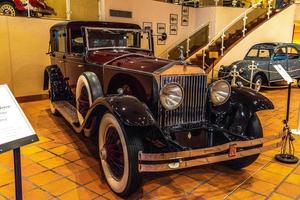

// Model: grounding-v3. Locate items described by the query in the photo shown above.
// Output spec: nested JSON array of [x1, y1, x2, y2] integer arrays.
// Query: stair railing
[[267, 0, 273, 19], [201, 0, 262, 68], [159, 22, 210, 59]]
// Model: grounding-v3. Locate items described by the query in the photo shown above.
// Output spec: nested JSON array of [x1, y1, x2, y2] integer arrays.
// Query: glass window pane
[[287, 47, 299, 59], [258, 49, 270, 58], [247, 49, 259, 57]]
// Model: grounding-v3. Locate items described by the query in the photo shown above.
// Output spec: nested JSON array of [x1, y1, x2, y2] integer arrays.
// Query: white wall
[[0, 16, 62, 97], [104, 0, 246, 56], [194, 7, 246, 38], [295, 4, 300, 20], [214, 5, 296, 76], [104, 0, 198, 56]]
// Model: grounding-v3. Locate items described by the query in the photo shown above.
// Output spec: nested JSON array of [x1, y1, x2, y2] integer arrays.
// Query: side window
[[71, 30, 84, 54], [287, 47, 299, 59], [274, 47, 287, 60], [258, 49, 270, 58], [246, 48, 259, 57], [52, 29, 66, 53]]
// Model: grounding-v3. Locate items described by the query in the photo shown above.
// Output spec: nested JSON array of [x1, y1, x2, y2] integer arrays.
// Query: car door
[[287, 46, 300, 79], [64, 28, 86, 94], [269, 46, 288, 81], [50, 28, 67, 76]]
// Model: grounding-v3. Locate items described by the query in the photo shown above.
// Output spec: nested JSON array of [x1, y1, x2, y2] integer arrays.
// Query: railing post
[[242, 12, 247, 37], [186, 32, 190, 58], [214, 0, 219, 6], [267, 0, 273, 19], [66, 0, 71, 20], [27, 0, 30, 17], [231, 65, 238, 86], [248, 61, 257, 89], [221, 32, 225, 56], [202, 49, 206, 69]]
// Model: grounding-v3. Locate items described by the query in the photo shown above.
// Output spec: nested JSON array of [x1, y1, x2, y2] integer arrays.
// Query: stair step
[[52, 101, 79, 126]]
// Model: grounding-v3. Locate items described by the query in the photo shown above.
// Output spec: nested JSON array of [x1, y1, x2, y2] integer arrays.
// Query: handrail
[[159, 22, 210, 58], [203, 0, 262, 50]]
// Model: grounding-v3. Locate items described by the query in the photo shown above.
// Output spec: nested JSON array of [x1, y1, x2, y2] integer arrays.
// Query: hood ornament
[[178, 46, 185, 62], [178, 46, 188, 68]]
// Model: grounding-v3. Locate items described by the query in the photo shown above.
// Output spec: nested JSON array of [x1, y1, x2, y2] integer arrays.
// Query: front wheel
[[225, 113, 263, 169], [98, 113, 143, 196]]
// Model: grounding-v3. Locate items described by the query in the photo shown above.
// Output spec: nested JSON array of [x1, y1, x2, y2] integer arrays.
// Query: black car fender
[[210, 86, 274, 135], [86, 95, 155, 127], [43, 65, 74, 101]]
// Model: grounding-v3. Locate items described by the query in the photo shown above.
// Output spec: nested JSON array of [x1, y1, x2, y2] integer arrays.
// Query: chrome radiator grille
[[159, 74, 207, 128]]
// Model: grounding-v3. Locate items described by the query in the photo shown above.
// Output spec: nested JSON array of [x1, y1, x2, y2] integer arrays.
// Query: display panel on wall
[[181, 6, 189, 26], [143, 22, 153, 30], [170, 14, 178, 25], [170, 24, 178, 35], [157, 23, 166, 45]]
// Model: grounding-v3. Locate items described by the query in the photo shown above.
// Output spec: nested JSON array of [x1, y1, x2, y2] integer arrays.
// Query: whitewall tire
[[98, 113, 143, 196], [76, 75, 93, 125]]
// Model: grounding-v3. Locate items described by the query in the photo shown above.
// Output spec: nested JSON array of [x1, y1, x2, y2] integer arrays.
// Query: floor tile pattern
[[1, 88, 300, 199]]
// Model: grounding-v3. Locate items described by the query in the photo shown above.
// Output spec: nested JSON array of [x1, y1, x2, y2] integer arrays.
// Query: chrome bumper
[[138, 131, 284, 172]]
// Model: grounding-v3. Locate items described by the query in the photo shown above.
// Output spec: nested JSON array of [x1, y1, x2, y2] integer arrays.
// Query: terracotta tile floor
[[1, 88, 300, 199]]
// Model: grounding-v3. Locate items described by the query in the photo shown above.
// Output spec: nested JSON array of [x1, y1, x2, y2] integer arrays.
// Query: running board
[[52, 101, 80, 126]]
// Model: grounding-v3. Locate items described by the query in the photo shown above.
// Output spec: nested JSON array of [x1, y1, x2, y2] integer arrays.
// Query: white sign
[[0, 84, 37, 148], [273, 64, 293, 84]]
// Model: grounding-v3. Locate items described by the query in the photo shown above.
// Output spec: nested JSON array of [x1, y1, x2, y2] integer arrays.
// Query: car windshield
[[246, 48, 271, 59], [84, 27, 151, 51]]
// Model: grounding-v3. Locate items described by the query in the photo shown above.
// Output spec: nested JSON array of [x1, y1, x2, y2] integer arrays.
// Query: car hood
[[86, 50, 173, 73]]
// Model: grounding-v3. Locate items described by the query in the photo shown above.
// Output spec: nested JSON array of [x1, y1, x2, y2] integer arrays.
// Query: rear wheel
[[76, 72, 103, 136], [225, 113, 263, 169], [252, 75, 263, 92], [99, 113, 143, 196], [0, 2, 16, 16]]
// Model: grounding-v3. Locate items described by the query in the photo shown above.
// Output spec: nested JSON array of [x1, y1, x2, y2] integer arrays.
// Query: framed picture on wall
[[182, 6, 189, 16], [170, 14, 178, 25], [157, 23, 166, 34], [181, 6, 189, 26], [143, 22, 153, 30], [170, 24, 177, 35]]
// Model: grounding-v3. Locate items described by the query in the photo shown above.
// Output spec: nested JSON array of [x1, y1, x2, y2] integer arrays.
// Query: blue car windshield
[[246, 48, 271, 59]]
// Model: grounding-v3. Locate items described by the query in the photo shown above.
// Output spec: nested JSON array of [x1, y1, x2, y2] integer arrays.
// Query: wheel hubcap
[[104, 127, 125, 180], [255, 79, 262, 91]]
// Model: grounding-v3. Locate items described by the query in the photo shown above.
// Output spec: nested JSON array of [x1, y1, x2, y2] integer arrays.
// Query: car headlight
[[160, 83, 183, 110], [209, 80, 231, 106]]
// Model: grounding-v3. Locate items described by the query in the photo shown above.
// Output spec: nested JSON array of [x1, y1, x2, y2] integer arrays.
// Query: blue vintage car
[[218, 43, 300, 91]]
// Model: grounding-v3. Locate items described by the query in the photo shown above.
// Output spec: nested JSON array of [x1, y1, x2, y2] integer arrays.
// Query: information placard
[[273, 64, 293, 84], [0, 84, 38, 153]]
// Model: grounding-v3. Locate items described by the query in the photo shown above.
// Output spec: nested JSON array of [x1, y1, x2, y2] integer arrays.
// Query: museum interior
[[1, 0, 300, 199]]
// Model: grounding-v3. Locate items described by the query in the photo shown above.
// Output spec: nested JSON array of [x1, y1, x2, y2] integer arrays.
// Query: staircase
[[159, 22, 210, 60], [189, 2, 287, 73]]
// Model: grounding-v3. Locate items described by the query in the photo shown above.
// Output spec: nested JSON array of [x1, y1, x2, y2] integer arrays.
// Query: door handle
[[59, 60, 65, 63], [77, 64, 84, 68]]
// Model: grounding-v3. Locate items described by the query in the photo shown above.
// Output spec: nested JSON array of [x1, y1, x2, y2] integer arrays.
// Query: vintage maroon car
[[43, 21, 283, 196], [0, 0, 55, 16]]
